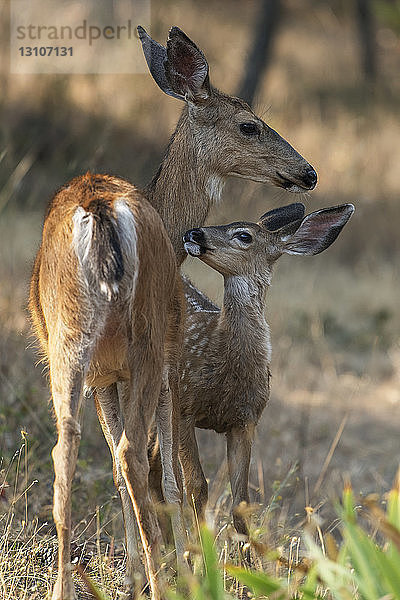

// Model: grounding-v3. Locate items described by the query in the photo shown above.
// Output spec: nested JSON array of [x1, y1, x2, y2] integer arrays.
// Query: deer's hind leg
[[117, 333, 166, 600], [94, 384, 143, 596], [49, 334, 92, 600]]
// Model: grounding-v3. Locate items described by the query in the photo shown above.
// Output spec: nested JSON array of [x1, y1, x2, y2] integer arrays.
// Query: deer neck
[[219, 275, 270, 342], [145, 107, 225, 264]]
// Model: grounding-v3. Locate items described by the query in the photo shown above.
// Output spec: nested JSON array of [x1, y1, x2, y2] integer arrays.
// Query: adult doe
[[29, 25, 317, 600], [179, 203, 354, 535]]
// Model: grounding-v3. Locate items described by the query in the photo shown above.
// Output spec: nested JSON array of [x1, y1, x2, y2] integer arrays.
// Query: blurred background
[[1, 0, 400, 545]]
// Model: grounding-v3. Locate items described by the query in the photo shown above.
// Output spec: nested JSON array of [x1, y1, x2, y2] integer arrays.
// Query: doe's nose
[[183, 228, 205, 243], [303, 166, 317, 189]]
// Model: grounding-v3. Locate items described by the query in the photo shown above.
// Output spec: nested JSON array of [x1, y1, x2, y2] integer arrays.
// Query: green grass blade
[[373, 549, 400, 600], [200, 526, 225, 600], [387, 469, 400, 530], [226, 565, 282, 597], [340, 486, 387, 599], [342, 520, 383, 600], [300, 564, 325, 600], [387, 488, 400, 531], [386, 470, 400, 564], [305, 536, 354, 600], [342, 484, 356, 523]]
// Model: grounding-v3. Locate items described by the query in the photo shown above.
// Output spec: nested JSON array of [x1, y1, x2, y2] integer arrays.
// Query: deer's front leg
[[226, 424, 255, 537], [179, 421, 208, 523]]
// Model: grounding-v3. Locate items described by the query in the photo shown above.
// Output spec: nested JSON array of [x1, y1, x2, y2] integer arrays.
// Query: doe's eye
[[235, 231, 253, 243], [239, 122, 259, 136]]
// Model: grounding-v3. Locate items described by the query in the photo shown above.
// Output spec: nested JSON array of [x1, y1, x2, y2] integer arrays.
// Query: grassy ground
[[1, 0, 400, 597]]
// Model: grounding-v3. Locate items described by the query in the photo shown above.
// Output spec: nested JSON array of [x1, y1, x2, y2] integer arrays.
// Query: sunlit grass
[[3, 451, 400, 599]]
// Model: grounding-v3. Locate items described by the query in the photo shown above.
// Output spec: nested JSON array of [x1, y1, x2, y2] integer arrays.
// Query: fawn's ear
[[138, 26, 210, 102], [258, 203, 306, 231], [278, 204, 355, 256]]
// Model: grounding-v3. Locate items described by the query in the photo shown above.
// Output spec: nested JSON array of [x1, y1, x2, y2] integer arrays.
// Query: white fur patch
[[183, 276, 219, 314], [100, 281, 119, 299], [184, 241, 201, 256], [185, 293, 218, 314], [206, 175, 224, 204], [225, 275, 254, 303], [114, 199, 139, 301], [185, 294, 204, 312], [72, 206, 94, 265], [114, 200, 137, 261]]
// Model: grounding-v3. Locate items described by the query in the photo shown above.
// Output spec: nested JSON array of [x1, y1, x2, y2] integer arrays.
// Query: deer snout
[[183, 228, 205, 244], [302, 166, 317, 190], [183, 228, 207, 257], [276, 163, 318, 193]]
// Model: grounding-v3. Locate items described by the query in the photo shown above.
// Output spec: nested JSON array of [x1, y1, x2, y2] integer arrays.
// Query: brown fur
[[30, 173, 183, 600]]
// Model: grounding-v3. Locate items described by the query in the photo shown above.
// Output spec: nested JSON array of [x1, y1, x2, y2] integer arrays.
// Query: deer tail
[[72, 199, 137, 302]]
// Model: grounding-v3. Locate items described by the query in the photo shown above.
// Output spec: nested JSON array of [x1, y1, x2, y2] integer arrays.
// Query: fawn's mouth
[[184, 241, 209, 257], [183, 229, 213, 257]]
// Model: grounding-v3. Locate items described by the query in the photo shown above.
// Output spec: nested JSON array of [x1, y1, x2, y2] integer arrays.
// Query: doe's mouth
[[276, 171, 314, 193]]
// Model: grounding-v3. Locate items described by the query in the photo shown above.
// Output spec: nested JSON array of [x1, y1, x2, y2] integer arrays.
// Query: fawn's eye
[[234, 231, 253, 243], [239, 122, 259, 136]]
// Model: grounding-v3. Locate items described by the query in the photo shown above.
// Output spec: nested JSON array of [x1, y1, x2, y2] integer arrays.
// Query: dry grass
[[1, 0, 400, 597]]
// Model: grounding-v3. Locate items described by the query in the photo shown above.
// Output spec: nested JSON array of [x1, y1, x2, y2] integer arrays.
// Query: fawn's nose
[[302, 166, 317, 190], [183, 228, 205, 244]]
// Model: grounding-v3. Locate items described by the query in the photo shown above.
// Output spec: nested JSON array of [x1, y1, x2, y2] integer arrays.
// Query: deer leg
[[94, 384, 143, 596], [156, 367, 186, 567], [117, 345, 165, 600], [226, 424, 255, 537], [148, 427, 164, 504], [50, 347, 86, 600], [148, 430, 175, 550], [179, 421, 208, 524]]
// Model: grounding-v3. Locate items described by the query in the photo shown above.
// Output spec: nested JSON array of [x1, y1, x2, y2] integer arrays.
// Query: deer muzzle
[[183, 228, 207, 257], [276, 166, 317, 192]]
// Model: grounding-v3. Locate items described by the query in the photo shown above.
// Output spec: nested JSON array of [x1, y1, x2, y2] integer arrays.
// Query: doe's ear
[[258, 203, 305, 231], [278, 204, 355, 256], [165, 27, 211, 102], [137, 26, 183, 100], [138, 26, 210, 102]]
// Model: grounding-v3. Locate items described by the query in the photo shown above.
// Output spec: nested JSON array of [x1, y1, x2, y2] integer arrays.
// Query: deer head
[[138, 26, 317, 192], [183, 203, 354, 279]]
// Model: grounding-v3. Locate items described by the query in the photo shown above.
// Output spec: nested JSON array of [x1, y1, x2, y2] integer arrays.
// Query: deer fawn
[[29, 25, 317, 600], [176, 203, 354, 536]]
